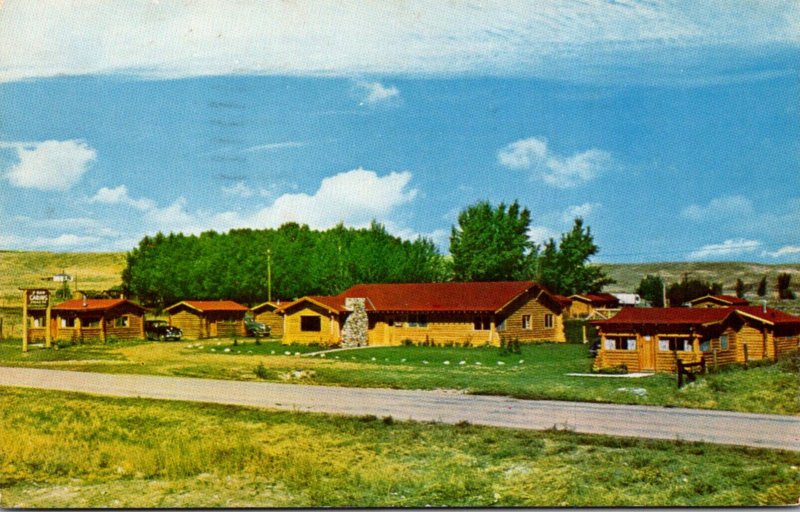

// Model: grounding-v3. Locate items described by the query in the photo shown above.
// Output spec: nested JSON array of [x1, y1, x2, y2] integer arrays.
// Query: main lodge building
[[276, 281, 567, 346]]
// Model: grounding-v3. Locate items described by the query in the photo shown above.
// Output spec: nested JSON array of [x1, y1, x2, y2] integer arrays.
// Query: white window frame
[[522, 314, 531, 330]]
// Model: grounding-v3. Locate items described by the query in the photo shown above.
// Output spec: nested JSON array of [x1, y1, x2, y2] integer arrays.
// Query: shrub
[[253, 362, 270, 379], [382, 416, 394, 426], [596, 364, 628, 375], [402, 338, 414, 347]]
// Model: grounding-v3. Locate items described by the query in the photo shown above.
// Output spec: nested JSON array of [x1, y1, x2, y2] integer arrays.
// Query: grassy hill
[[598, 261, 800, 296], [0, 250, 126, 307]]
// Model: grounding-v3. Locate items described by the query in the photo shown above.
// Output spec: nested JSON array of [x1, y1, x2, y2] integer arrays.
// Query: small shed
[[250, 300, 285, 337], [50, 298, 146, 342], [165, 300, 248, 339]]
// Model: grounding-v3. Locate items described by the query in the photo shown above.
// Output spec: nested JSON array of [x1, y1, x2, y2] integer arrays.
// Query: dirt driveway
[[1, 366, 798, 451]]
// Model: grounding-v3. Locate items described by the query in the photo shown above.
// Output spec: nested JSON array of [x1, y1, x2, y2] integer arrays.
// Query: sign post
[[21, 289, 51, 351]]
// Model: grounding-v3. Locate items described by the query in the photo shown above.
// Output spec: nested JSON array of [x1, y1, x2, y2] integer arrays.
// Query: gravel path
[[1, 366, 798, 451]]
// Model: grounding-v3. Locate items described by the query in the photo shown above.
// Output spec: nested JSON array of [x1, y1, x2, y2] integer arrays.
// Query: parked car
[[145, 320, 183, 341], [245, 317, 270, 337]]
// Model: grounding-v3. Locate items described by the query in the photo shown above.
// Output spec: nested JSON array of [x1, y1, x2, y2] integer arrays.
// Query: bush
[[596, 364, 628, 375], [253, 362, 270, 380], [402, 339, 414, 347], [564, 319, 595, 344]]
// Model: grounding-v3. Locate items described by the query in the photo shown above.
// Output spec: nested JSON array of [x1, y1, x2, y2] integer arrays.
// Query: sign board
[[26, 289, 50, 310]]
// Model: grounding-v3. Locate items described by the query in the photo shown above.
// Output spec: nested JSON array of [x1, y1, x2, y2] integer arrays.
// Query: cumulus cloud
[[1, 140, 96, 191], [562, 203, 599, 224], [356, 81, 400, 106], [89, 185, 156, 210], [687, 238, 762, 261], [527, 226, 560, 245], [681, 195, 754, 221], [221, 181, 255, 198], [498, 137, 612, 188]]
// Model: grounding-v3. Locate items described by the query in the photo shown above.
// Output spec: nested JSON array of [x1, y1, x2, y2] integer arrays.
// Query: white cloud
[[221, 181, 254, 198], [89, 185, 156, 210], [562, 203, 600, 223], [681, 195, 754, 221], [687, 238, 762, 261], [1, 140, 96, 191], [28, 234, 101, 248], [2, 1, 795, 83], [356, 81, 400, 106], [527, 226, 560, 245], [244, 141, 307, 152], [763, 245, 800, 259], [498, 137, 612, 188]]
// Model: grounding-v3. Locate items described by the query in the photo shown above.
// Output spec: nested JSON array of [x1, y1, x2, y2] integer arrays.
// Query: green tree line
[[123, 200, 613, 308]]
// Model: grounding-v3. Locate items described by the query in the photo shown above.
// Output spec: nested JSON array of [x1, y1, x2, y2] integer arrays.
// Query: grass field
[[1, 339, 797, 415], [0, 387, 797, 508]]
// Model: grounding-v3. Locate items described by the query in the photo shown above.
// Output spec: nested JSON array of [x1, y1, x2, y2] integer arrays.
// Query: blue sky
[[0, 1, 798, 263]]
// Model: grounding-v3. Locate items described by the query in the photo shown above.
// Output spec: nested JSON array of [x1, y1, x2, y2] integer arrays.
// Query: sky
[[0, 0, 798, 264]]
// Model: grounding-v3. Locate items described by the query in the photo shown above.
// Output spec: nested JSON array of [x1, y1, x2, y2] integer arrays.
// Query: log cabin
[[689, 294, 750, 308], [249, 301, 285, 337], [591, 306, 800, 373], [45, 298, 146, 342], [165, 300, 248, 339], [566, 293, 620, 319], [277, 281, 566, 346]]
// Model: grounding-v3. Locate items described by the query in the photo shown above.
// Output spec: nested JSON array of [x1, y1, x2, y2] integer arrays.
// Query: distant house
[[250, 301, 285, 337], [52, 273, 72, 282], [689, 294, 750, 308], [566, 293, 620, 318], [591, 306, 800, 373], [611, 293, 642, 307], [44, 298, 146, 342], [277, 281, 567, 346], [165, 300, 248, 339]]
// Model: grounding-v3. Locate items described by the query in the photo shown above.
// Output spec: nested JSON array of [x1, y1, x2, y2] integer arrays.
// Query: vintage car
[[145, 320, 183, 341]]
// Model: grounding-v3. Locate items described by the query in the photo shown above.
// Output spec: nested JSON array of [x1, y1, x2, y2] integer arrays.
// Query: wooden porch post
[[45, 303, 52, 348]]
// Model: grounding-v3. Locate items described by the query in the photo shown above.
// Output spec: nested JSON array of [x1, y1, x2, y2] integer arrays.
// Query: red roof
[[594, 305, 800, 329], [337, 281, 547, 313], [690, 294, 749, 306], [52, 298, 144, 312], [279, 281, 556, 314], [166, 300, 248, 313], [733, 306, 800, 326], [570, 293, 619, 306], [593, 307, 733, 327]]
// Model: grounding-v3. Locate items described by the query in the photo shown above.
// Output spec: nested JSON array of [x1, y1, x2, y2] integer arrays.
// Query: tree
[[636, 275, 664, 307], [777, 273, 796, 300], [449, 200, 537, 281], [735, 278, 745, 299], [537, 218, 615, 295], [757, 276, 767, 297], [666, 276, 722, 306]]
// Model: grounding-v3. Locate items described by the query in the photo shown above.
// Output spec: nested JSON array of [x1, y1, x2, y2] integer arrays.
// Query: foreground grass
[[0, 387, 797, 507], [0, 339, 797, 415]]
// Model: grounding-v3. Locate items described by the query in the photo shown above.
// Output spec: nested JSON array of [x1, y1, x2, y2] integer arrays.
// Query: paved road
[[1, 366, 798, 451]]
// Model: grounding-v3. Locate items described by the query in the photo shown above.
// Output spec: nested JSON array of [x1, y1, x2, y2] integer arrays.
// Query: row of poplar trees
[[122, 200, 612, 309]]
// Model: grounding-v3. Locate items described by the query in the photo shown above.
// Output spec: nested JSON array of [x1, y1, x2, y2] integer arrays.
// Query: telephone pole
[[267, 248, 272, 302]]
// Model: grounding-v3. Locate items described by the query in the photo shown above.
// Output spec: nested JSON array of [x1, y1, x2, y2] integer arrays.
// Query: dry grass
[[1, 387, 798, 508]]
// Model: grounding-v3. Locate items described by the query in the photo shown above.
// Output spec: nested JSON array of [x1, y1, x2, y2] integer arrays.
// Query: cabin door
[[639, 336, 656, 371]]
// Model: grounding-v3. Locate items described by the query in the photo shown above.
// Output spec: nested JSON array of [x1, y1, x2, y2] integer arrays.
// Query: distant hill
[[598, 261, 800, 296], [1, 250, 798, 305], [0, 250, 126, 307]]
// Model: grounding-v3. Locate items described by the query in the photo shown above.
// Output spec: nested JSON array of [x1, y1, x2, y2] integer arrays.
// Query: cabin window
[[544, 314, 554, 328], [407, 314, 428, 328], [300, 315, 322, 332], [496, 319, 506, 331], [83, 318, 101, 328], [720, 334, 729, 350], [32, 317, 45, 328], [61, 317, 76, 328], [473, 317, 491, 330], [522, 315, 531, 330], [605, 337, 635, 350], [659, 338, 691, 352], [699, 339, 711, 352], [115, 316, 130, 328]]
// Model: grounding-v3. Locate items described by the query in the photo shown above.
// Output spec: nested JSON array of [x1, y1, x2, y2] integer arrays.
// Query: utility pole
[[267, 248, 272, 302]]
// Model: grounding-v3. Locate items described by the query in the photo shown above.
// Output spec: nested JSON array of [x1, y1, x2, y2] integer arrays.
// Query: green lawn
[[0, 387, 797, 508], [0, 338, 797, 415]]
